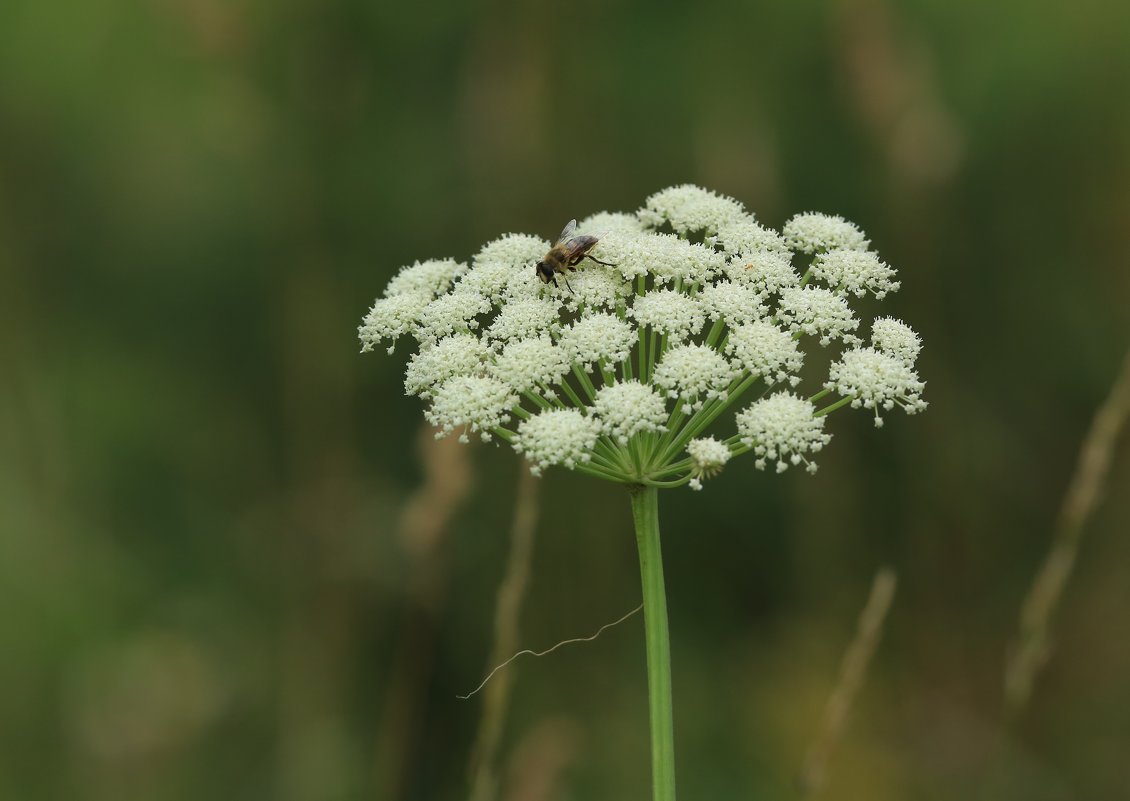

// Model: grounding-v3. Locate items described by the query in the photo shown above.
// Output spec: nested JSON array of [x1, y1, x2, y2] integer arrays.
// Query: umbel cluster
[[359, 186, 926, 490]]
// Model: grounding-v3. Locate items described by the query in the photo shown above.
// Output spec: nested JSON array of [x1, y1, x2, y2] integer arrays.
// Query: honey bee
[[535, 219, 615, 290]]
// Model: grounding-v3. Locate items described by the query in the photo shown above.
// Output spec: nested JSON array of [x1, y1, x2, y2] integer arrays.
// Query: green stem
[[814, 396, 853, 417], [657, 372, 760, 466], [558, 378, 587, 409], [573, 365, 599, 402], [639, 325, 650, 382], [642, 476, 691, 489], [703, 318, 725, 349], [630, 485, 676, 801], [598, 359, 617, 387], [575, 461, 631, 483]]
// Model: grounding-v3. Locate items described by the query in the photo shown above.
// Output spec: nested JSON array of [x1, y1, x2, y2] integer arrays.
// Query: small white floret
[[415, 291, 492, 342], [486, 296, 562, 343], [812, 248, 900, 299], [548, 265, 632, 313], [384, 258, 466, 298], [404, 334, 490, 398], [712, 219, 790, 256], [489, 336, 571, 395], [558, 312, 636, 367], [685, 436, 732, 490], [697, 280, 769, 326], [776, 286, 861, 346], [593, 231, 723, 285], [652, 344, 738, 411], [724, 321, 805, 386], [628, 289, 705, 342], [782, 212, 869, 254], [826, 347, 927, 427], [457, 261, 518, 302], [870, 317, 922, 366], [577, 211, 646, 237], [722, 250, 799, 297], [359, 292, 433, 353], [638, 184, 750, 235], [512, 408, 601, 475], [735, 393, 830, 474], [474, 233, 550, 270], [591, 380, 669, 446], [425, 375, 519, 442]]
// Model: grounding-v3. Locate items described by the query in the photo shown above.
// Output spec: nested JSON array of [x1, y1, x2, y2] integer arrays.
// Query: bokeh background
[[3, 0, 1130, 799]]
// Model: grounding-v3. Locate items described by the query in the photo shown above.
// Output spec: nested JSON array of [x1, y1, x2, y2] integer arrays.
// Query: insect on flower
[[535, 219, 615, 291]]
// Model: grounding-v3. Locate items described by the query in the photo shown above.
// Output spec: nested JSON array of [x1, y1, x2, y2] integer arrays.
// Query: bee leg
[[563, 274, 574, 293], [584, 255, 617, 267]]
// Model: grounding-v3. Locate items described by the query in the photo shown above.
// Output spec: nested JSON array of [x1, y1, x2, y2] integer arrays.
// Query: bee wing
[[555, 219, 578, 245], [562, 234, 600, 260]]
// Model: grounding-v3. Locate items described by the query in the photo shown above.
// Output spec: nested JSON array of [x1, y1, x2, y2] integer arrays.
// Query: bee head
[[535, 261, 557, 286]]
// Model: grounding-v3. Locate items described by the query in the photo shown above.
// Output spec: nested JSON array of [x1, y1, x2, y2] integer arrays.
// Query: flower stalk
[[631, 484, 677, 801]]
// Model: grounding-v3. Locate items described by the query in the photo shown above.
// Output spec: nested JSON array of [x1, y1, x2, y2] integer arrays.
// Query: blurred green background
[[2, 0, 1130, 799]]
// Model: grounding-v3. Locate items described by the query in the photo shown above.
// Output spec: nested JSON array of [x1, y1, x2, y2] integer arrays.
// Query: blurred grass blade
[[798, 566, 897, 796], [1006, 347, 1130, 714], [467, 465, 541, 801]]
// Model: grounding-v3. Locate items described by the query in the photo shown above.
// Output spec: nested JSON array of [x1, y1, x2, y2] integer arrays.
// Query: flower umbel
[[361, 186, 927, 487], [362, 187, 931, 801]]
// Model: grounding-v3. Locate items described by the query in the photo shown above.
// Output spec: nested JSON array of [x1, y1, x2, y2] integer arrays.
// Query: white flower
[[698, 280, 769, 326], [592, 380, 669, 446], [486, 296, 562, 343], [501, 268, 549, 302], [712, 218, 790, 256], [870, 317, 922, 366], [776, 286, 860, 346], [577, 211, 646, 237], [548, 264, 632, 312], [629, 289, 705, 342], [460, 234, 549, 301], [513, 408, 601, 475], [686, 436, 732, 490], [404, 334, 490, 398], [826, 347, 927, 427], [384, 258, 465, 298], [415, 291, 492, 342], [646, 235, 725, 286], [593, 231, 723, 285], [489, 336, 571, 395], [724, 321, 805, 386], [782, 212, 869, 254], [360, 187, 928, 484], [425, 375, 519, 442], [558, 312, 635, 367], [652, 344, 738, 411], [474, 233, 549, 270], [736, 393, 830, 473], [457, 260, 518, 302], [722, 250, 799, 297], [359, 292, 433, 353], [639, 184, 749, 234], [812, 248, 900, 299]]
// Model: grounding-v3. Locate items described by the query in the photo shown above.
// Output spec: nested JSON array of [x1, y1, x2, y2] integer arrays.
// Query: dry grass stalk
[[501, 718, 580, 801], [467, 465, 541, 801], [1005, 347, 1130, 713], [798, 566, 898, 795], [374, 425, 473, 799]]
